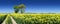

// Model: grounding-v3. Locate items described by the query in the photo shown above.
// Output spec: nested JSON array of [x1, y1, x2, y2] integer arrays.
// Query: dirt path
[[2, 19, 6, 24], [2, 16, 17, 24], [10, 16, 17, 24]]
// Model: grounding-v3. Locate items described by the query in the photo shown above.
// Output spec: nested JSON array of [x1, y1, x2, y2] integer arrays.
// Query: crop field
[[11, 14, 60, 24], [5, 14, 12, 24], [0, 14, 7, 24], [1, 14, 60, 24]]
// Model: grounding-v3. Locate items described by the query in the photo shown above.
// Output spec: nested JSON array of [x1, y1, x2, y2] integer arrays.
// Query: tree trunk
[[14, 9, 19, 13], [21, 8, 25, 14]]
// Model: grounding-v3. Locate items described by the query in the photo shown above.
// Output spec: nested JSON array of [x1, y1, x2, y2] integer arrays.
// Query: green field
[[1, 14, 60, 24], [0, 14, 7, 24]]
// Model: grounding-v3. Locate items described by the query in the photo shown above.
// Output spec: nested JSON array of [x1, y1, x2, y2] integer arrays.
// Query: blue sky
[[0, 0, 60, 13]]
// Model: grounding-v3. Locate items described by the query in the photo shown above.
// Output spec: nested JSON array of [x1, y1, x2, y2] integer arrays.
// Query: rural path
[[2, 18, 6, 24], [10, 16, 17, 24], [2, 16, 17, 24]]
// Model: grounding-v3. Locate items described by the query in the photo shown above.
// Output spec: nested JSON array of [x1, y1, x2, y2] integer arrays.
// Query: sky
[[0, 0, 60, 13]]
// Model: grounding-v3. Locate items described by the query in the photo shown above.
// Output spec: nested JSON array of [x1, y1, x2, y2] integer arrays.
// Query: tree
[[14, 4, 26, 13], [18, 4, 26, 13], [14, 5, 20, 13]]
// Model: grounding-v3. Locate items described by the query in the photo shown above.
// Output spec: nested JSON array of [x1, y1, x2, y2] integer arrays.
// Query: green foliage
[[19, 4, 26, 13], [14, 4, 26, 13], [5, 14, 12, 24], [14, 9, 19, 13], [18, 4, 26, 8], [14, 5, 20, 13], [12, 14, 60, 24], [0, 14, 7, 24]]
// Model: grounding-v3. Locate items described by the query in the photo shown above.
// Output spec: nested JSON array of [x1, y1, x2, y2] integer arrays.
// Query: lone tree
[[14, 4, 26, 13]]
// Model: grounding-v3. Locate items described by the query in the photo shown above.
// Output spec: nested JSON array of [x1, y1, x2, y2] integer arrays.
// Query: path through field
[[2, 16, 17, 24], [10, 16, 17, 24], [2, 18, 6, 24]]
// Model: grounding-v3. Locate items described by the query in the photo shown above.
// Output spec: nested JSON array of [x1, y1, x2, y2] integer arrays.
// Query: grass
[[11, 14, 60, 24], [1, 13, 60, 24], [0, 14, 12, 24], [5, 14, 12, 24], [0, 14, 7, 24]]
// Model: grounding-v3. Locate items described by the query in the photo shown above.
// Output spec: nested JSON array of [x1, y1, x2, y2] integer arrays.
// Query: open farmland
[[1, 13, 60, 24], [10, 14, 60, 24]]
